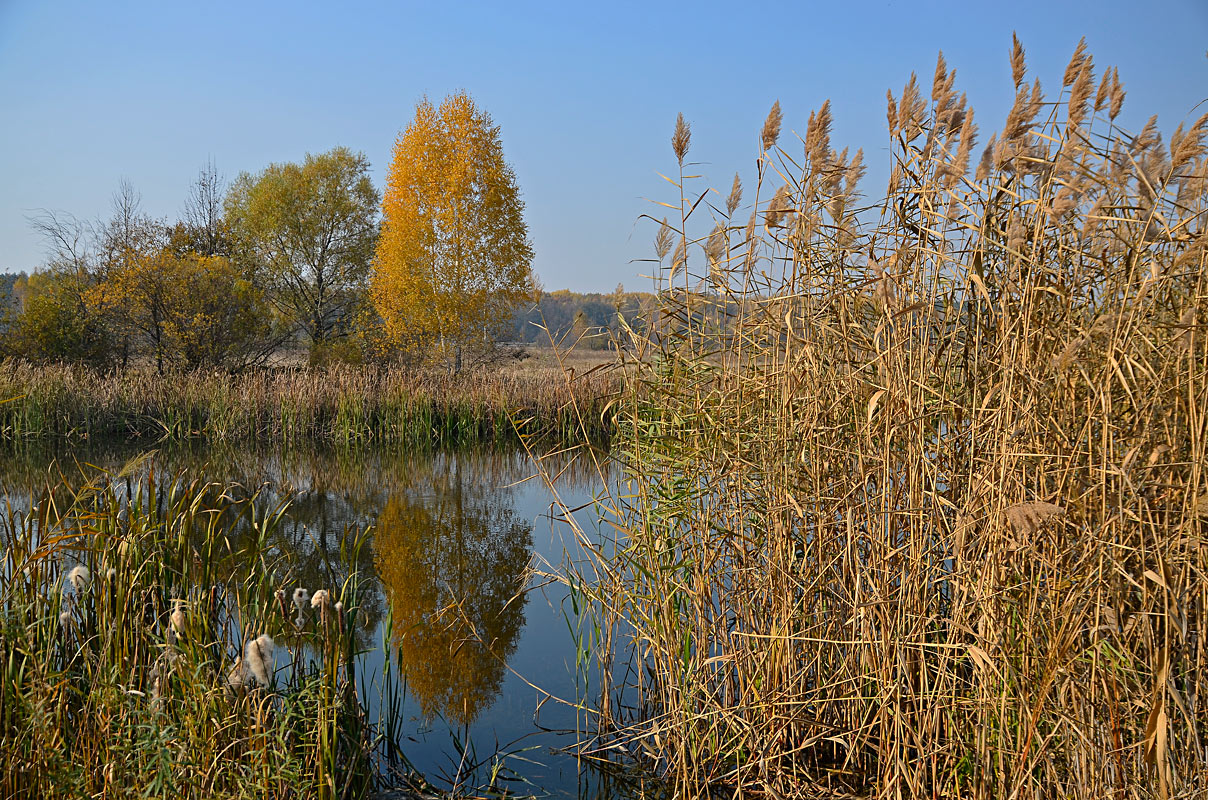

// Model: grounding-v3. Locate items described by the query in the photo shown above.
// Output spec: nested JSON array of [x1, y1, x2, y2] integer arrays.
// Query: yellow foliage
[[90, 249, 267, 371], [373, 92, 534, 368]]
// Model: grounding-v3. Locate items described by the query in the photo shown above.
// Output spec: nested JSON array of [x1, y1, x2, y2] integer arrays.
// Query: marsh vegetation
[[1, 36, 1206, 800], [553, 39, 1208, 799]]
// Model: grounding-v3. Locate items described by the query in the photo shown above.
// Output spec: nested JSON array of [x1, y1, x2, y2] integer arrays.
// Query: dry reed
[[0, 362, 616, 446], [553, 40, 1208, 799]]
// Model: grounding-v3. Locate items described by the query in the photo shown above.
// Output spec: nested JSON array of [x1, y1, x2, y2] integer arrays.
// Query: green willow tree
[[226, 147, 379, 362], [372, 92, 534, 371]]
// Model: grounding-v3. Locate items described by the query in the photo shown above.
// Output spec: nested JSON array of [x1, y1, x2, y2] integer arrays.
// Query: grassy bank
[[0, 461, 402, 798], [556, 46, 1208, 798], [0, 360, 616, 446]]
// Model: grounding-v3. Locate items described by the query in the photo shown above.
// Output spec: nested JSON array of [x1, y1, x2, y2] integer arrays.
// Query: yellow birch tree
[[372, 92, 534, 370]]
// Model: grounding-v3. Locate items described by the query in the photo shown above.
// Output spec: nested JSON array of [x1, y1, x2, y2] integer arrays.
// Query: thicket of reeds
[[0, 361, 615, 446], [0, 458, 401, 798], [556, 40, 1208, 798]]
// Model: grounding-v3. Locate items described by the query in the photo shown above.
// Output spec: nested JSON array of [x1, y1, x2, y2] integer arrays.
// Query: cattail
[[310, 589, 331, 623], [245, 635, 274, 689], [66, 565, 91, 592], [59, 610, 72, 627], [1109, 68, 1125, 120], [1063, 38, 1090, 87], [726, 173, 743, 216], [887, 89, 899, 137], [1010, 32, 1027, 89], [761, 100, 783, 151], [672, 112, 691, 165], [655, 218, 673, 260], [292, 587, 310, 628], [170, 599, 186, 636]]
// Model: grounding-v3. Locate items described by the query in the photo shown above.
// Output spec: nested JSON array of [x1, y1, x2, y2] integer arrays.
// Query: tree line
[[0, 93, 642, 373]]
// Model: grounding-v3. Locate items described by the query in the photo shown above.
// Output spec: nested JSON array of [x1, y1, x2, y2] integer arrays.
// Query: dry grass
[[551, 42, 1208, 798], [0, 460, 392, 798], [0, 361, 617, 446]]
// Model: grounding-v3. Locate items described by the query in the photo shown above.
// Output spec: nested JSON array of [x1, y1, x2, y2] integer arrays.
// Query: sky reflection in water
[[0, 441, 614, 797]]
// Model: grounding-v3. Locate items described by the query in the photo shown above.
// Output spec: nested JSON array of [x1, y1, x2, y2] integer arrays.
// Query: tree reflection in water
[[374, 453, 532, 727], [0, 442, 599, 729]]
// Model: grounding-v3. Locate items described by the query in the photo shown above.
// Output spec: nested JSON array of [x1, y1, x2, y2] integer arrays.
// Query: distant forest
[[0, 273, 653, 353], [507, 288, 655, 348]]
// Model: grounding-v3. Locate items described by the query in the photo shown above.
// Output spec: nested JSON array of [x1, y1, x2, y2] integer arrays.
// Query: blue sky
[[1, 0, 1206, 292]]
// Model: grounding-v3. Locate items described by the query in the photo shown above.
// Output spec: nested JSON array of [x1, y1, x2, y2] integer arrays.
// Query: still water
[[0, 441, 618, 797]]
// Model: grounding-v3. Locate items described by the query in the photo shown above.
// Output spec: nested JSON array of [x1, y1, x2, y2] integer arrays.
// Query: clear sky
[[1, 0, 1206, 292]]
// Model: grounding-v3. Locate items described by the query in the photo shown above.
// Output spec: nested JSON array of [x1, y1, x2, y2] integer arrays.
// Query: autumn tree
[[373, 92, 534, 371], [89, 247, 269, 372], [4, 269, 114, 365], [226, 147, 379, 361]]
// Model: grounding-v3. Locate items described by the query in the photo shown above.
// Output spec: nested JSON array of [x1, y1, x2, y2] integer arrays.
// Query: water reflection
[[0, 439, 610, 796], [375, 454, 531, 725]]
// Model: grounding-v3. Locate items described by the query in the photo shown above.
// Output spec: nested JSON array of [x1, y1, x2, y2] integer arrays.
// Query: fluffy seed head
[[292, 587, 309, 611], [976, 133, 997, 182], [672, 113, 691, 165], [1109, 68, 1125, 120], [1068, 64, 1094, 129], [170, 599, 186, 635], [705, 223, 727, 265], [1063, 38, 1090, 88], [655, 218, 673, 260], [726, 173, 743, 217], [311, 589, 331, 611], [66, 565, 91, 592], [1010, 33, 1027, 89], [1094, 69, 1111, 113], [931, 51, 949, 102], [245, 635, 274, 689], [761, 100, 783, 151]]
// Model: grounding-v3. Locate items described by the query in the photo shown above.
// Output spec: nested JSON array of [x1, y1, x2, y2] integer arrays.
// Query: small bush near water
[[0, 362, 615, 446], [559, 43, 1208, 798], [0, 459, 396, 798]]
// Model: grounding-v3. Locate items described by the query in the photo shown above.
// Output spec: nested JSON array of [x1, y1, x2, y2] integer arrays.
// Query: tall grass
[[556, 43, 1208, 797], [0, 458, 398, 798], [0, 362, 616, 446]]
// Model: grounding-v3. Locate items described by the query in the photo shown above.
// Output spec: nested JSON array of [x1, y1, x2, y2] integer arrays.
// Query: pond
[[0, 440, 626, 798]]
